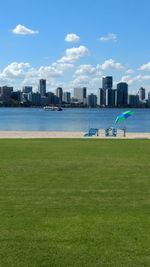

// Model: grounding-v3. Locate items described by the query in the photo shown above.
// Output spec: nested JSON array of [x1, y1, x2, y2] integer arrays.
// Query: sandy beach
[[0, 131, 149, 139]]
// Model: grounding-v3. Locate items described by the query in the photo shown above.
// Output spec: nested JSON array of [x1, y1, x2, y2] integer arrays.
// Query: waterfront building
[[31, 92, 41, 106], [63, 92, 71, 104], [47, 92, 59, 105], [11, 91, 22, 102], [101, 76, 113, 106], [87, 94, 97, 107], [138, 87, 145, 102], [102, 76, 113, 90], [117, 82, 128, 106], [39, 79, 46, 97], [74, 87, 87, 104], [22, 86, 32, 94], [97, 88, 105, 106], [128, 94, 139, 107], [106, 89, 116, 106], [56, 87, 63, 103], [0, 86, 13, 102]]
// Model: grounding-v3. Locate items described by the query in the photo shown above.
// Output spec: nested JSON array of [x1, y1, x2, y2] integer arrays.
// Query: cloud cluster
[[100, 33, 117, 42], [12, 24, 39, 35], [99, 59, 123, 70], [65, 33, 80, 43], [58, 46, 89, 63], [1, 25, 150, 92], [139, 61, 150, 71]]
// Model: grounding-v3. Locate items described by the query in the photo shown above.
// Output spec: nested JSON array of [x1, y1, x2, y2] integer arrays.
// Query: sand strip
[[0, 131, 149, 139]]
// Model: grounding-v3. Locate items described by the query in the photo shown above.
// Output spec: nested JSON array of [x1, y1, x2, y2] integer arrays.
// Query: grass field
[[0, 139, 150, 267]]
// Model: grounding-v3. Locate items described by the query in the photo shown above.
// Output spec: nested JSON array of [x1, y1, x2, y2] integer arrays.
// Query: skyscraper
[[117, 82, 128, 106], [138, 87, 145, 101], [102, 76, 113, 90], [97, 88, 105, 106], [74, 87, 87, 104], [105, 89, 115, 106], [102, 76, 113, 106], [87, 94, 97, 107], [22, 86, 32, 94], [63, 92, 71, 103], [39, 79, 46, 96], [56, 87, 63, 103]]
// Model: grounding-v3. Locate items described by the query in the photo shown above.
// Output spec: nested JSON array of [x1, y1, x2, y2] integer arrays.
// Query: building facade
[[39, 79, 46, 97]]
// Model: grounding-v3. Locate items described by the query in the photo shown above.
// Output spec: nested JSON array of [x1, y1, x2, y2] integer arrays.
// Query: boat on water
[[43, 106, 63, 111]]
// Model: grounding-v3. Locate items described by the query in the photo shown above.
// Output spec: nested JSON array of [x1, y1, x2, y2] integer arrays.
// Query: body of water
[[0, 108, 149, 132]]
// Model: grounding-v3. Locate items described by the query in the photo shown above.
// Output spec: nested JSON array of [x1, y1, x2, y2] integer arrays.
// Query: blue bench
[[84, 128, 98, 136]]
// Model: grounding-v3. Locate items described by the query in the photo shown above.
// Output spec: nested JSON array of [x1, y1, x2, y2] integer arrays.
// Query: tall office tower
[[97, 88, 105, 106], [31, 92, 41, 106], [117, 82, 128, 106], [63, 92, 71, 103], [128, 95, 139, 107], [74, 87, 87, 104], [105, 89, 116, 106], [56, 87, 63, 103], [138, 87, 145, 101], [22, 86, 32, 94], [101, 76, 113, 106], [0, 86, 13, 101], [102, 76, 113, 90], [87, 94, 97, 107], [39, 79, 46, 96]]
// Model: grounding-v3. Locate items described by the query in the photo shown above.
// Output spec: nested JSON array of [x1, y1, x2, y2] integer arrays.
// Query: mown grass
[[0, 139, 149, 267]]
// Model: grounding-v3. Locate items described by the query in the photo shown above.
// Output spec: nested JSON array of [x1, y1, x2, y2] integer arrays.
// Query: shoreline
[[0, 131, 149, 139]]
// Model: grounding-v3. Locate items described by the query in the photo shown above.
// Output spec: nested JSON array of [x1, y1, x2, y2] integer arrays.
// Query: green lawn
[[0, 139, 150, 267]]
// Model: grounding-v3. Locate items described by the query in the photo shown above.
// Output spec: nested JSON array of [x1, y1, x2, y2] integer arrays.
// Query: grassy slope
[[0, 139, 149, 267]]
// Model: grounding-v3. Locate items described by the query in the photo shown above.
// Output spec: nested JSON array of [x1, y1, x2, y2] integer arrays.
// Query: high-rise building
[[63, 92, 71, 104], [106, 89, 116, 106], [47, 92, 59, 105], [0, 86, 13, 101], [22, 86, 32, 94], [56, 87, 63, 103], [128, 95, 139, 107], [11, 91, 22, 102], [102, 76, 113, 90], [31, 92, 41, 106], [117, 82, 128, 106], [97, 88, 105, 106], [74, 87, 87, 104], [101, 76, 113, 106], [39, 79, 46, 96], [87, 94, 97, 107], [138, 87, 145, 101]]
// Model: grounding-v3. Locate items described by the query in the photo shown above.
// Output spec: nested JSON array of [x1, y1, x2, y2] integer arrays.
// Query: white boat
[[43, 106, 63, 111]]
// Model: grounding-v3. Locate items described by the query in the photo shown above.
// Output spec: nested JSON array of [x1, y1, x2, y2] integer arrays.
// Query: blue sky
[[1, 0, 150, 95]]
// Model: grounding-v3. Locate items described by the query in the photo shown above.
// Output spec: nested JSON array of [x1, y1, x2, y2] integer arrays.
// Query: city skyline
[[1, 0, 150, 94], [0, 76, 149, 108]]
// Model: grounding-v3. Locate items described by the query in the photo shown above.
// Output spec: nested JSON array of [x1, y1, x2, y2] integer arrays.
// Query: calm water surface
[[0, 108, 149, 132]]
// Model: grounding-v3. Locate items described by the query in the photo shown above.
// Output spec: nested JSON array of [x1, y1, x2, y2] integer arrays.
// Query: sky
[[1, 0, 150, 95]]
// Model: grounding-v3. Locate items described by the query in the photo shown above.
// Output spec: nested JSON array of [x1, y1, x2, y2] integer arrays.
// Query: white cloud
[[121, 74, 150, 85], [12, 24, 39, 35], [75, 64, 97, 76], [139, 61, 150, 71], [52, 62, 74, 72], [0, 62, 30, 78], [99, 33, 117, 42], [126, 69, 134, 74], [99, 59, 123, 70], [72, 75, 90, 87], [65, 33, 80, 43], [58, 46, 89, 63]]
